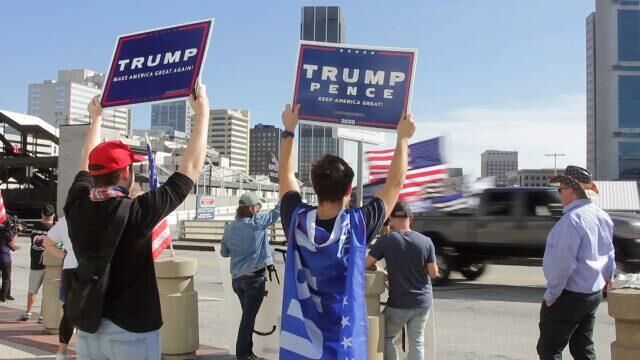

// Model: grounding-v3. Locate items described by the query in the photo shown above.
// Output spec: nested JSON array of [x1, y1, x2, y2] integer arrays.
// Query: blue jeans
[[232, 272, 266, 359], [384, 306, 431, 360], [76, 319, 160, 360]]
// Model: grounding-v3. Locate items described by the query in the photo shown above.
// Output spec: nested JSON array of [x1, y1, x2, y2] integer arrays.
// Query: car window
[[484, 191, 515, 216], [524, 190, 561, 217]]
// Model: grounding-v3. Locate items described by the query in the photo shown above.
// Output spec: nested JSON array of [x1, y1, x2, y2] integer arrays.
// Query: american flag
[[0, 190, 7, 225], [366, 137, 449, 203], [147, 142, 172, 260]]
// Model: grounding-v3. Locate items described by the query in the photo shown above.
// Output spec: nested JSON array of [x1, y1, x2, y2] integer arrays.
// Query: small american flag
[[0, 190, 7, 225], [366, 137, 449, 203], [147, 141, 173, 260]]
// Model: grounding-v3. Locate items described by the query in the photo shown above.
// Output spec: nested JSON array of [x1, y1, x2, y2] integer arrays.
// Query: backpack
[[65, 198, 132, 333]]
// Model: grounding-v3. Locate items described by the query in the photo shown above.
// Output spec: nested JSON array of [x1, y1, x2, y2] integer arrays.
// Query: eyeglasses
[[557, 187, 571, 194]]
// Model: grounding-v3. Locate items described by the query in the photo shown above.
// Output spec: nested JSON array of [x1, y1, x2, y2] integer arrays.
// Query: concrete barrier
[[155, 257, 199, 360], [365, 270, 386, 359], [608, 288, 640, 360], [42, 252, 63, 334]]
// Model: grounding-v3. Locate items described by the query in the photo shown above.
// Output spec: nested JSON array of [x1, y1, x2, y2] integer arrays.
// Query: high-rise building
[[507, 169, 563, 187], [28, 69, 131, 136], [481, 150, 518, 187], [150, 100, 193, 139], [208, 109, 250, 173], [249, 123, 282, 176], [587, 1, 640, 180], [298, 6, 346, 184]]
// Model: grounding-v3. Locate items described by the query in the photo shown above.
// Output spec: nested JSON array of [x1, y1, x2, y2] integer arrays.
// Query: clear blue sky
[[0, 0, 595, 177]]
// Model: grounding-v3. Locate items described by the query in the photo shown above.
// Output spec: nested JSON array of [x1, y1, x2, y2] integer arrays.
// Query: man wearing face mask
[[64, 88, 210, 359]]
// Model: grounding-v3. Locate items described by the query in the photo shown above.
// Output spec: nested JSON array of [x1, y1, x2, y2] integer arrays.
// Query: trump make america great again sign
[[293, 41, 417, 131], [101, 19, 213, 108]]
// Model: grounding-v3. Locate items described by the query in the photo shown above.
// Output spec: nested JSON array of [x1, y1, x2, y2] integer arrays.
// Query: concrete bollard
[[365, 270, 386, 360], [155, 257, 199, 360], [608, 288, 640, 360], [42, 252, 63, 334]]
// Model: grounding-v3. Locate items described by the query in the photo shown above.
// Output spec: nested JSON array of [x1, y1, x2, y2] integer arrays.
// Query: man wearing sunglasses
[[536, 165, 615, 360]]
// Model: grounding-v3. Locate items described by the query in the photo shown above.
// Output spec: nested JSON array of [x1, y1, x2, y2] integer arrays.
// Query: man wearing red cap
[[63, 87, 209, 359]]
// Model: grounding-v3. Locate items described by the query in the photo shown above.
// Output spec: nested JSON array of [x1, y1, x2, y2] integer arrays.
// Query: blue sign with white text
[[101, 19, 213, 108], [293, 42, 417, 131]]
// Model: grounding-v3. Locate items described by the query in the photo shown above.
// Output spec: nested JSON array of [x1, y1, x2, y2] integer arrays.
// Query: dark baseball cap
[[390, 202, 412, 218], [42, 204, 55, 217], [88, 140, 145, 175]]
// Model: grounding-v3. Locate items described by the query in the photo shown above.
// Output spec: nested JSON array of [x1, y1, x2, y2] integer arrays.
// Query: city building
[[298, 6, 346, 184], [208, 109, 250, 173], [447, 168, 464, 178], [249, 123, 282, 176], [507, 169, 564, 187], [587, 1, 640, 180], [481, 150, 518, 186], [28, 69, 131, 136], [150, 100, 193, 139]]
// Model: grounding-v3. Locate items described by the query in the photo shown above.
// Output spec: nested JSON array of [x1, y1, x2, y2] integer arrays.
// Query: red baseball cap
[[88, 140, 145, 175]]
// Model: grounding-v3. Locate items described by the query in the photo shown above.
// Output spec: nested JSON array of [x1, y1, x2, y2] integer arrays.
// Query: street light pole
[[545, 153, 567, 175]]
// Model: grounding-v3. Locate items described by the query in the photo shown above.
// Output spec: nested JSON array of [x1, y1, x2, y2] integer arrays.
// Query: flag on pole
[[146, 140, 173, 260], [0, 190, 7, 225], [365, 137, 473, 212], [366, 137, 449, 202]]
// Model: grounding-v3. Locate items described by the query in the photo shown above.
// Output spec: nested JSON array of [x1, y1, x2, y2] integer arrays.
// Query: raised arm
[[80, 95, 104, 172], [376, 113, 416, 219], [177, 85, 211, 181], [279, 104, 301, 199], [255, 204, 282, 229]]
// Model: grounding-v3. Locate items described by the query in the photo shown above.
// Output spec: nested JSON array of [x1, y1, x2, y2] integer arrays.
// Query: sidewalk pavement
[[0, 305, 232, 360]]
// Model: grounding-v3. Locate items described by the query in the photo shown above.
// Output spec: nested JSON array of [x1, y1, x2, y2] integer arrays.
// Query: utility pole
[[545, 153, 566, 175]]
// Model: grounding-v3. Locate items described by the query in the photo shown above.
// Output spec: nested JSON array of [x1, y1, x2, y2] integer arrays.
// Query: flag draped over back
[[0, 190, 7, 225], [279, 204, 368, 360], [147, 142, 171, 260]]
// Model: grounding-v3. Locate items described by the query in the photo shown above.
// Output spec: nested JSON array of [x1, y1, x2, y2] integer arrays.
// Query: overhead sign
[[195, 195, 216, 220], [337, 127, 385, 145], [293, 41, 417, 131], [101, 19, 214, 108]]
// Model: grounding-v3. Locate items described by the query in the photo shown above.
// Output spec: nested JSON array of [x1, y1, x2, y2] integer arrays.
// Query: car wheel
[[460, 262, 486, 281], [433, 254, 450, 286]]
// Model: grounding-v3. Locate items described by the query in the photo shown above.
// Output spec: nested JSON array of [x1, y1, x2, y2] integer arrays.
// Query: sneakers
[[55, 353, 68, 360], [18, 312, 31, 321], [37, 316, 43, 324], [6, 295, 14, 301]]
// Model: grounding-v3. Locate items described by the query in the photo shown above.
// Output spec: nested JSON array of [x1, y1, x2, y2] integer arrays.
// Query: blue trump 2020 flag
[[280, 204, 368, 360]]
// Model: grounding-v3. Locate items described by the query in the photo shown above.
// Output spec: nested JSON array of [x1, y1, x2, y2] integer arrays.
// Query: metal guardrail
[[179, 217, 286, 244]]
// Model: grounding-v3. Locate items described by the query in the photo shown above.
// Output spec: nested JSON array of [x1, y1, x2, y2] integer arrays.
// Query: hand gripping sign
[[101, 19, 213, 108], [293, 41, 417, 131]]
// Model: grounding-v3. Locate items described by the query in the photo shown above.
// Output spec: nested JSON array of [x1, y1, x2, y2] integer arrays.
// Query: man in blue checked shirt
[[537, 165, 615, 360]]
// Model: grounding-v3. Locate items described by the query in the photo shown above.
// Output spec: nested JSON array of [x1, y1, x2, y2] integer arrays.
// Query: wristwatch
[[283, 130, 295, 139]]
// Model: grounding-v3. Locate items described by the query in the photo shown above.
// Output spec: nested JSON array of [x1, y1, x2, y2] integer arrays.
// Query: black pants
[[232, 271, 266, 359], [537, 290, 602, 360], [0, 261, 10, 300], [59, 269, 76, 344]]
